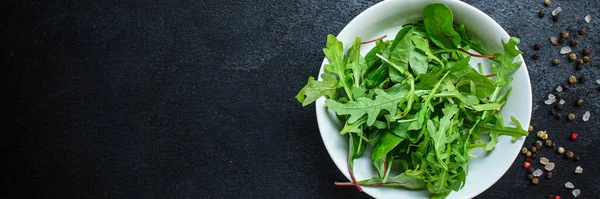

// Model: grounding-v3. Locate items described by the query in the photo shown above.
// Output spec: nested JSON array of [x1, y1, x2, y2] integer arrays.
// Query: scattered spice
[[545, 0, 551, 7], [555, 92, 564, 99], [554, 113, 562, 120], [565, 151, 574, 159], [582, 111, 590, 122], [575, 155, 580, 161], [560, 46, 572, 54], [545, 139, 553, 147], [524, 161, 531, 169], [577, 59, 584, 65], [554, 195, 561, 199], [551, 37, 559, 46], [528, 125, 534, 132], [545, 162, 555, 171], [585, 15, 592, 23], [575, 98, 584, 106], [565, 181, 575, 188], [546, 171, 553, 179], [531, 177, 539, 185], [575, 63, 583, 70], [584, 48, 591, 56], [537, 131, 546, 138], [562, 83, 570, 90], [553, 15, 559, 22], [522, 147, 529, 154], [541, 133, 549, 140], [528, 167, 535, 174], [555, 103, 564, 110], [527, 174, 535, 180], [553, 58, 560, 65], [569, 53, 577, 61], [568, 75, 577, 84], [536, 140, 543, 148], [534, 43, 542, 50], [527, 151, 532, 157], [571, 133, 578, 140], [558, 147, 565, 154], [538, 10, 545, 18], [578, 28, 586, 37], [568, 113, 576, 121], [569, 39, 577, 47], [531, 146, 538, 153], [532, 54, 540, 60], [583, 55, 590, 63], [540, 157, 549, 165], [574, 166, 583, 174], [580, 74, 587, 82], [560, 31, 569, 39]]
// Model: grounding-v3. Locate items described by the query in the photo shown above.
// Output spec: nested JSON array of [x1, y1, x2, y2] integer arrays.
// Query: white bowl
[[315, 0, 532, 198]]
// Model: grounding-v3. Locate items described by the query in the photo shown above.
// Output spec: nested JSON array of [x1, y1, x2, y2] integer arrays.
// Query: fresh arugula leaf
[[295, 73, 339, 106], [423, 3, 461, 49], [326, 89, 406, 126]]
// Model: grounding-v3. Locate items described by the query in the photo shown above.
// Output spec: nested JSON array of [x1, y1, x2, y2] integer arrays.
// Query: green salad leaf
[[296, 3, 528, 199]]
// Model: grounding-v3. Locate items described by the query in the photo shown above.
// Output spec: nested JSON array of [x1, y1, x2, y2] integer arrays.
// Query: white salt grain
[[545, 162, 555, 171], [559, 99, 566, 105], [583, 111, 590, 122], [565, 181, 575, 189], [556, 86, 563, 92], [552, 7, 562, 16], [596, 79, 600, 85], [540, 157, 550, 165], [560, 46, 572, 54], [533, 169, 543, 177], [585, 15, 591, 23], [575, 166, 583, 174], [573, 189, 581, 197], [545, 98, 556, 105], [548, 94, 556, 99]]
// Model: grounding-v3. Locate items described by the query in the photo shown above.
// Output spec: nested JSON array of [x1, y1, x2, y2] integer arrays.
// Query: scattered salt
[[545, 98, 556, 105], [560, 46, 572, 54], [585, 15, 591, 23], [552, 7, 562, 16], [565, 181, 575, 189], [597, 79, 600, 85], [573, 189, 581, 197], [575, 166, 583, 174], [548, 94, 556, 99], [540, 157, 549, 165], [556, 86, 563, 92], [533, 169, 544, 177], [583, 111, 590, 122], [545, 162, 555, 171], [559, 99, 566, 105]]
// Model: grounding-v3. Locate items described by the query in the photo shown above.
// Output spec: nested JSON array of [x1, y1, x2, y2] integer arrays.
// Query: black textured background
[[1, 0, 599, 198]]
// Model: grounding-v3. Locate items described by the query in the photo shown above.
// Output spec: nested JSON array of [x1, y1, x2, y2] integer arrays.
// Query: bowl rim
[[314, 0, 532, 198]]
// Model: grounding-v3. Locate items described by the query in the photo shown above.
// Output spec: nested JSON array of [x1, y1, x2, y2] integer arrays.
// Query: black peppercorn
[[531, 146, 538, 153], [558, 38, 564, 44], [555, 103, 564, 110], [553, 15, 559, 22], [577, 59, 584, 65], [562, 83, 570, 90], [578, 28, 586, 37], [546, 172, 553, 179], [584, 48, 591, 56], [528, 167, 535, 174], [580, 74, 587, 82], [534, 43, 542, 50], [570, 39, 577, 46], [538, 10, 545, 18], [554, 113, 562, 120], [532, 54, 540, 60], [550, 108, 557, 115], [576, 63, 583, 70], [576, 98, 584, 106], [527, 174, 535, 180], [531, 177, 539, 185]]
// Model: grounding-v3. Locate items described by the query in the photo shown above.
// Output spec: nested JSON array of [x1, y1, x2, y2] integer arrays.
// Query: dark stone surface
[[1, 0, 598, 198]]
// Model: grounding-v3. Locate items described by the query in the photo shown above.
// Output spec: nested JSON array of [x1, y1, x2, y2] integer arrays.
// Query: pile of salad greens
[[296, 3, 528, 199]]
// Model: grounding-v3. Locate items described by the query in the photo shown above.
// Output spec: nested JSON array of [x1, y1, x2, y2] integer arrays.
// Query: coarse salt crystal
[[575, 166, 583, 174], [545, 98, 556, 105], [540, 157, 549, 165], [583, 111, 590, 122], [533, 169, 543, 177], [573, 189, 581, 197], [560, 46, 572, 54], [545, 162, 555, 171], [596, 79, 600, 85], [559, 99, 566, 105], [548, 94, 556, 99], [556, 86, 563, 92], [565, 181, 575, 189], [585, 15, 591, 23], [552, 7, 562, 16]]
